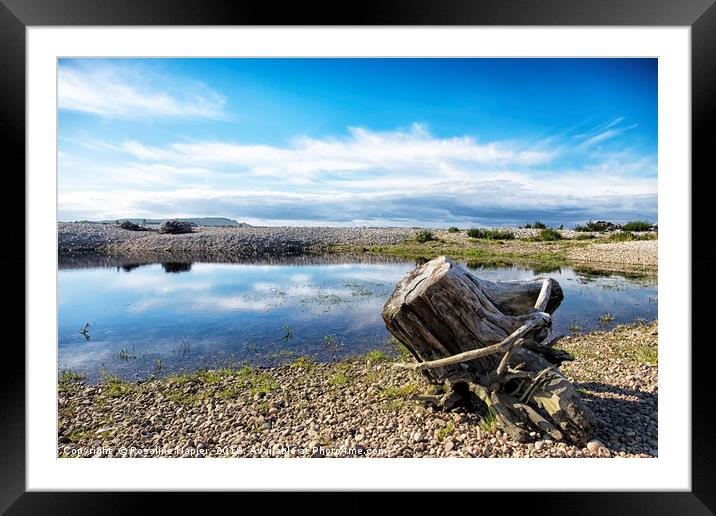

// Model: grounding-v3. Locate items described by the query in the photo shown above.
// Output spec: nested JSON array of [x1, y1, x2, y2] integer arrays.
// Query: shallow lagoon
[[58, 258, 657, 381]]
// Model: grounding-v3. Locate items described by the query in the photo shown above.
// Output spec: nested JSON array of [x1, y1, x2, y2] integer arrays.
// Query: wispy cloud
[[575, 118, 639, 148], [120, 124, 555, 181], [58, 61, 227, 120]]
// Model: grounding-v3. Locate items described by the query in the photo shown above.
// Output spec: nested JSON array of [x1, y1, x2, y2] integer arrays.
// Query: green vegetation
[[381, 382, 420, 398], [569, 324, 582, 333], [342, 241, 569, 271], [67, 427, 87, 443], [559, 321, 658, 369], [381, 399, 406, 412], [290, 356, 317, 371], [532, 220, 547, 229], [59, 369, 86, 392], [466, 228, 515, 240], [634, 345, 658, 365], [436, 421, 455, 442], [606, 231, 657, 242], [116, 348, 137, 361], [621, 220, 654, 232], [415, 230, 436, 243], [598, 312, 615, 324], [328, 372, 351, 386], [479, 406, 499, 433], [59, 369, 86, 385], [447, 226, 460, 233], [532, 228, 563, 241], [102, 375, 134, 398], [574, 221, 610, 232], [364, 349, 388, 362], [387, 336, 414, 362], [161, 366, 280, 404]]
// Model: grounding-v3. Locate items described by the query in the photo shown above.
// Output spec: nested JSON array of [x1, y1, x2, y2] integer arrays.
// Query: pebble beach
[[58, 322, 657, 459]]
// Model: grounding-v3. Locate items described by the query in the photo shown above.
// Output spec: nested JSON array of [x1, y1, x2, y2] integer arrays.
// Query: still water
[[58, 258, 657, 381]]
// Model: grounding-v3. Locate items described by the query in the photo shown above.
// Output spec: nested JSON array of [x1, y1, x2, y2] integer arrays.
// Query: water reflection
[[162, 262, 192, 273], [58, 257, 657, 382]]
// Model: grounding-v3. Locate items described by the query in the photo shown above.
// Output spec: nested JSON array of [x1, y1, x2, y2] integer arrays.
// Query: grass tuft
[[479, 406, 499, 433], [364, 349, 388, 362], [436, 421, 455, 442], [381, 382, 420, 398], [598, 312, 615, 324], [290, 356, 317, 372], [328, 372, 351, 386]]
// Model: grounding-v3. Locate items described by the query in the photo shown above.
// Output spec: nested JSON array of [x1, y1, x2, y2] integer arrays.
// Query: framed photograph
[[4, 0, 712, 511]]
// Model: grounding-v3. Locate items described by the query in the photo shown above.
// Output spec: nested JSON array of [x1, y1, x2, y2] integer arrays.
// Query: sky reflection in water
[[58, 260, 657, 381]]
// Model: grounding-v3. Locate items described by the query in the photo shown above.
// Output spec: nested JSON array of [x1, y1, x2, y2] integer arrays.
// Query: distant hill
[[89, 217, 250, 227]]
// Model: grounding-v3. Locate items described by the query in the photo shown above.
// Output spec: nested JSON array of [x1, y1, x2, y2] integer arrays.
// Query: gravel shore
[[58, 322, 657, 459], [58, 223, 657, 269], [567, 240, 658, 268], [58, 223, 418, 259]]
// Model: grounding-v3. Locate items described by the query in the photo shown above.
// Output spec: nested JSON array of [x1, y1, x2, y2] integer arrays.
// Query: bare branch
[[534, 278, 553, 312], [393, 313, 550, 371]]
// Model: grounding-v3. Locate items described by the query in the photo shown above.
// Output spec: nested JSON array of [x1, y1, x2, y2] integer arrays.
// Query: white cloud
[[576, 119, 639, 148], [120, 124, 555, 182], [58, 61, 227, 120], [59, 123, 657, 226]]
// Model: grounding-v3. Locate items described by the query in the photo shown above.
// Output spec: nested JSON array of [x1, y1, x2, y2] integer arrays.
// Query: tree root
[[410, 366, 596, 445]]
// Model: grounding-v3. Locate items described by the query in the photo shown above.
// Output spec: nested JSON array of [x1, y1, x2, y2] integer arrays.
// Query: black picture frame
[[2, 0, 712, 513]]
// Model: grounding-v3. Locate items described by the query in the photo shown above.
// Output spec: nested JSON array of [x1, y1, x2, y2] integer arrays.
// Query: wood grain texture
[[383, 256, 596, 444]]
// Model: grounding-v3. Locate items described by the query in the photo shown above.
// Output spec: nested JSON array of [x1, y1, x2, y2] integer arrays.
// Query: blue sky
[[58, 58, 657, 227]]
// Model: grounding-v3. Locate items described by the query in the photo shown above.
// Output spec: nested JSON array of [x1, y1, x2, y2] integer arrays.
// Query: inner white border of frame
[[27, 27, 690, 491]]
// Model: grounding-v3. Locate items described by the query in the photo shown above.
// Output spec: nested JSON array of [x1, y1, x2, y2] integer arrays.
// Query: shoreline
[[58, 223, 657, 273], [58, 322, 658, 459]]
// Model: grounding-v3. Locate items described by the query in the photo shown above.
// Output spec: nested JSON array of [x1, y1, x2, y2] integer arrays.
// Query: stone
[[587, 439, 605, 454]]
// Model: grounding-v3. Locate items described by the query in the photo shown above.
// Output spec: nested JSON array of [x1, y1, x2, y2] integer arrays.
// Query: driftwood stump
[[382, 256, 596, 445]]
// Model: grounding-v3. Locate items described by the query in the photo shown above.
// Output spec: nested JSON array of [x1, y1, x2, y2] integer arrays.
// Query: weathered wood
[[382, 256, 596, 445], [534, 278, 553, 312], [392, 315, 549, 372]]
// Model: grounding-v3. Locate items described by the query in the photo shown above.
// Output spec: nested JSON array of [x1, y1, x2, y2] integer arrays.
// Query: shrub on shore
[[574, 221, 611, 232], [621, 220, 654, 232], [447, 227, 460, 233], [466, 228, 515, 240], [533, 228, 563, 241], [118, 221, 149, 232], [160, 220, 195, 234], [415, 230, 436, 243], [532, 220, 547, 229]]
